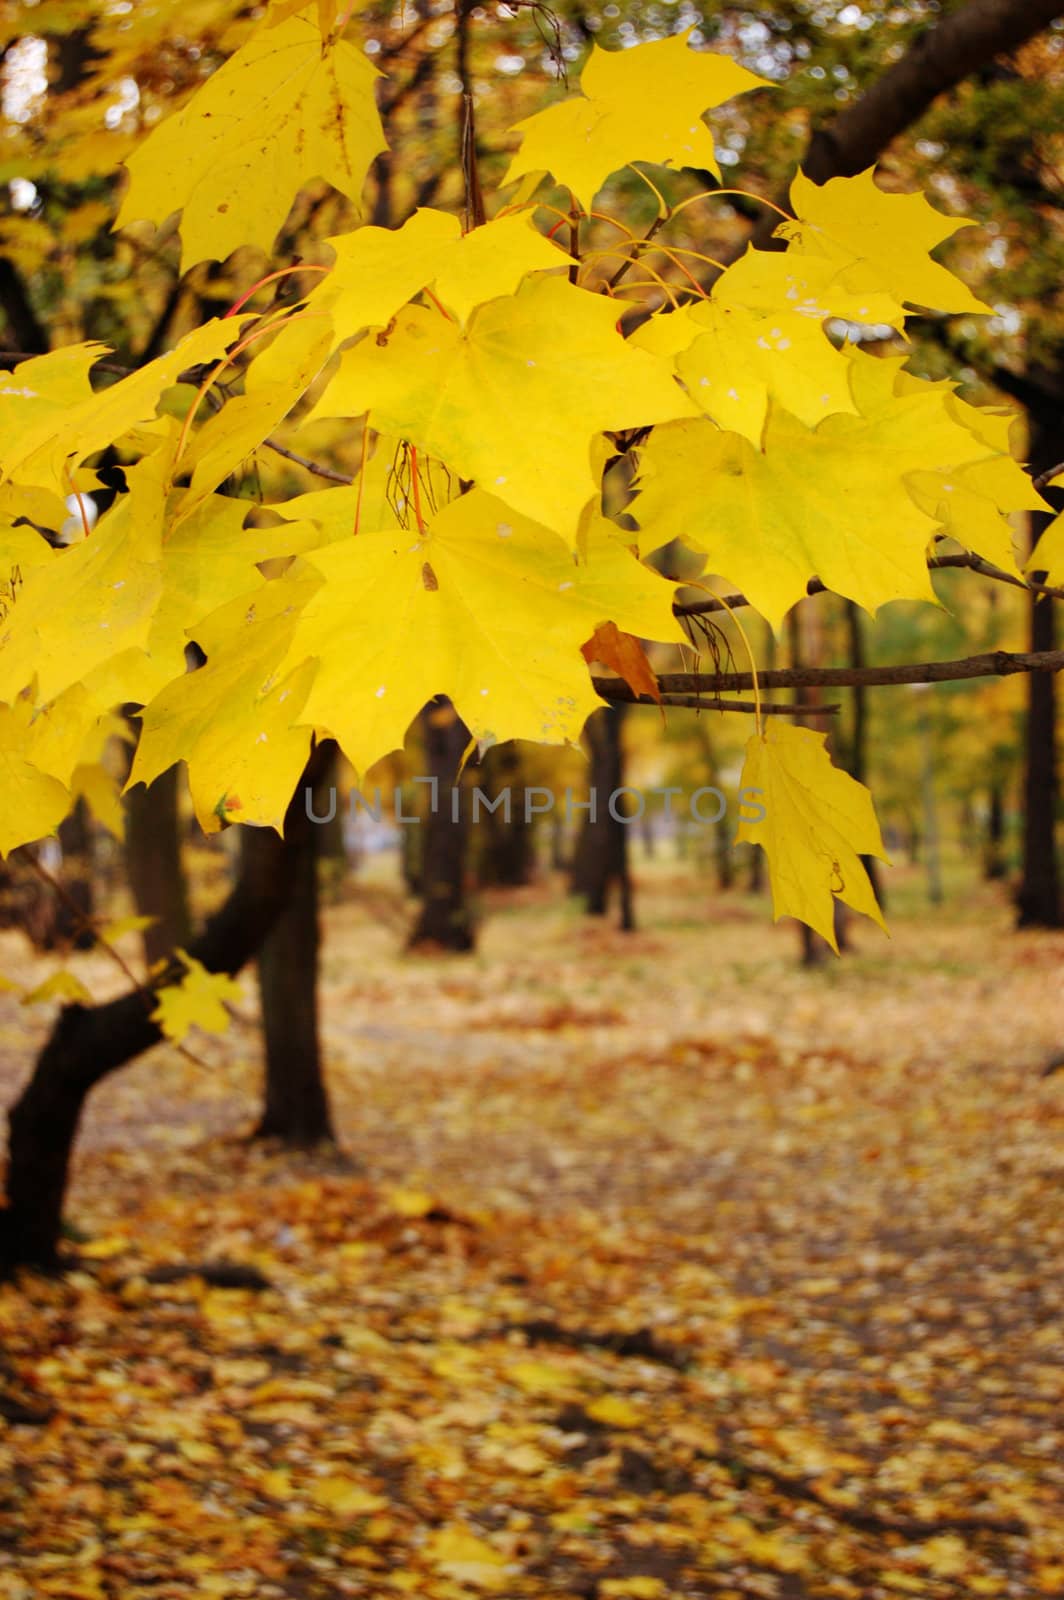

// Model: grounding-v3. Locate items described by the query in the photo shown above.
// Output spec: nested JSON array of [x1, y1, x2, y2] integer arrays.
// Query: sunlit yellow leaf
[[426, 1527, 510, 1590], [310, 275, 695, 540], [585, 1394, 643, 1428], [0, 702, 71, 857], [736, 721, 889, 949], [151, 952, 242, 1043], [116, 12, 386, 270], [129, 577, 319, 835], [779, 168, 991, 316], [504, 30, 769, 211], [319, 208, 569, 339], [22, 969, 93, 1006], [270, 487, 682, 778]]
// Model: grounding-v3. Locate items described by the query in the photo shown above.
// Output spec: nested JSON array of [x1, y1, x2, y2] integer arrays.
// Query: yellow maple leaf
[[22, 970, 93, 1006], [129, 576, 319, 834], [0, 471, 164, 709], [778, 168, 991, 316], [504, 30, 769, 212], [585, 1394, 643, 1428], [736, 721, 889, 949], [116, 12, 386, 271], [309, 1476, 387, 1515], [312, 207, 568, 337], [71, 760, 124, 839], [634, 409, 940, 630], [847, 352, 1045, 577], [271, 487, 683, 778], [100, 914, 158, 942], [508, 1359, 576, 1396], [1028, 505, 1064, 587], [634, 296, 857, 444], [600, 1581, 668, 1599], [715, 244, 906, 329], [0, 319, 246, 502], [174, 318, 335, 525], [0, 702, 71, 857], [151, 952, 243, 1043], [387, 1187, 437, 1218], [309, 275, 695, 540], [426, 1526, 510, 1590]]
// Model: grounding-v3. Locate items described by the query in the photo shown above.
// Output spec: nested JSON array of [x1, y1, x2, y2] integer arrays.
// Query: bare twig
[[261, 437, 355, 484], [1033, 460, 1064, 493]]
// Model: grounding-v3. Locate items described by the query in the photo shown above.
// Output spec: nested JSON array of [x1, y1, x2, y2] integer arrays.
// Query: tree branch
[[719, 0, 1064, 265], [595, 650, 1064, 700], [598, 692, 839, 715], [802, 0, 1064, 186]]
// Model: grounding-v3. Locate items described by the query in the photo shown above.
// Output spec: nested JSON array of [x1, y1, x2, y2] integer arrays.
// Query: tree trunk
[[1017, 402, 1062, 928], [407, 701, 476, 951], [569, 705, 635, 931], [124, 764, 191, 968], [845, 600, 883, 908], [253, 750, 335, 1146], [34, 803, 97, 952], [919, 702, 944, 907], [984, 782, 1008, 880], [788, 606, 842, 962], [475, 743, 535, 888], [0, 748, 332, 1276]]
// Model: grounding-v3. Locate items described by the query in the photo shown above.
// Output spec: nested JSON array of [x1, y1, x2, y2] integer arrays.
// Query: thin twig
[[20, 856, 207, 1068], [1033, 460, 1064, 492], [261, 437, 355, 484]]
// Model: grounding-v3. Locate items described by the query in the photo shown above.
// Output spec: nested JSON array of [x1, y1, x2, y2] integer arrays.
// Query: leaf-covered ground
[[1, 866, 1062, 1599]]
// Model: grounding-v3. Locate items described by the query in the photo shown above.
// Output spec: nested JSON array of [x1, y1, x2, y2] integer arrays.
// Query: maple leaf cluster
[[0, 2, 1052, 967]]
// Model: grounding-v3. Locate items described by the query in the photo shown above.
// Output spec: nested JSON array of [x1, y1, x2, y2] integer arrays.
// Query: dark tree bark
[[26, 802, 97, 953], [407, 702, 476, 952], [569, 705, 635, 932], [0, 259, 48, 354], [124, 765, 192, 968], [253, 749, 335, 1146], [845, 601, 884, 909], [739, 0, 1064, 259], [788, 607, 846, 962], [0, 748, 332, 1276], [692, 721, 733, 891], [984, 782, 1008, 880], [1017, 404, 1062, 927], [803, 0, 1064, 184], [475, 743, 535, 888]]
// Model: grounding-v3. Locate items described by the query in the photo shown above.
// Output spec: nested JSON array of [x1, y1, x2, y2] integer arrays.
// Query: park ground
[[0, 858, 1062, 1599]]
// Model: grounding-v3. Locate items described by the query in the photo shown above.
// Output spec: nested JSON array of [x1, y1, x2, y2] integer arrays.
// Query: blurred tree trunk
[[983, 782, 1007, 881], [845, 600, 883, 908], [788, 604, 844, 962], [569, 705, 634, 931], [0, 749, 331, 1276], [253, 747, 336, 1146], [407, 702, 476, 951], [125, 766, 191, 968], [1017, 401, 1062, 928], [693, 720, 733, 891], [475, 743, 534, 888]]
